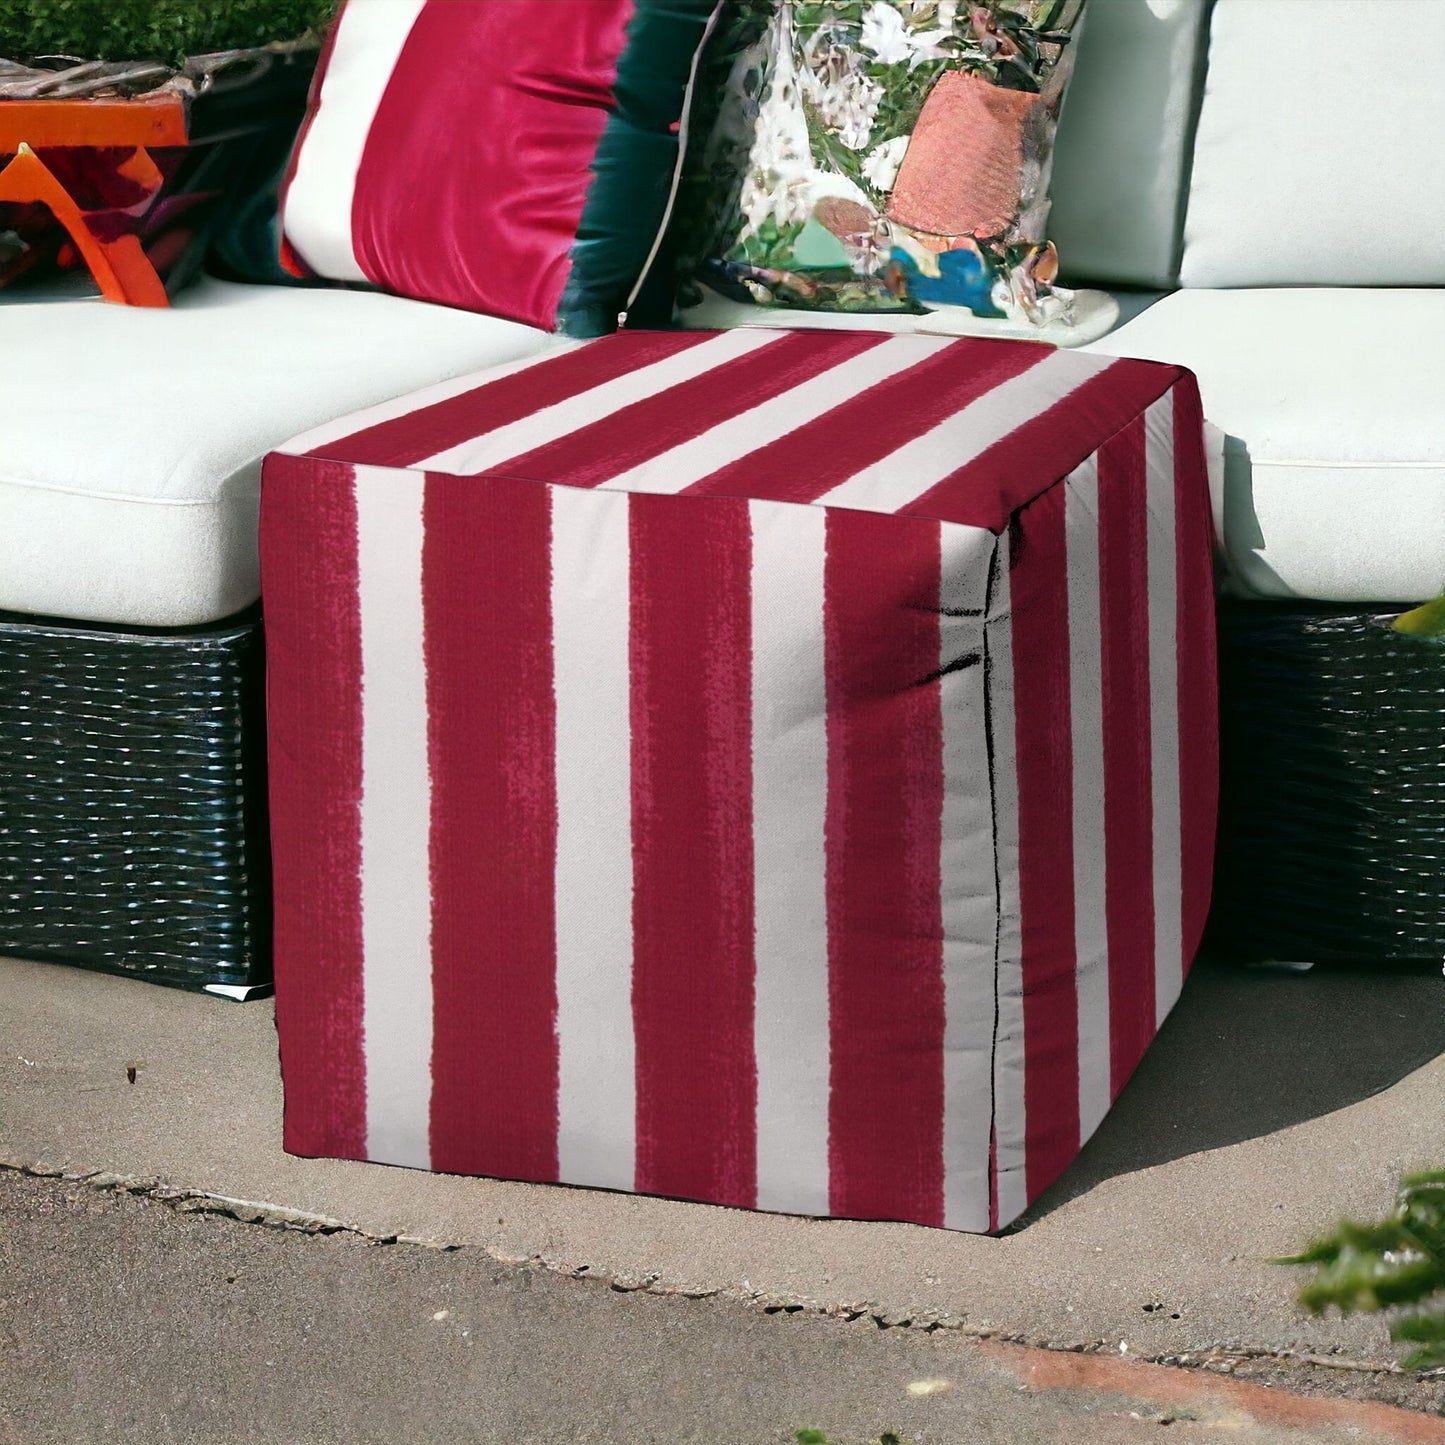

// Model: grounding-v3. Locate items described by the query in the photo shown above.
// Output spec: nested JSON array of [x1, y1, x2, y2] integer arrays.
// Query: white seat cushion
[[0, 279, 562, 627], [1085, 288, 1445, 602]]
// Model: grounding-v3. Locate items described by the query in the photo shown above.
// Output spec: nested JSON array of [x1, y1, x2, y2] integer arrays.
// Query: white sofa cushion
[[1181, 0, 1445, 287], [1085, 288, 1445, 603], [0, 279, 561, 628], [1047, 0, 1210, 288]]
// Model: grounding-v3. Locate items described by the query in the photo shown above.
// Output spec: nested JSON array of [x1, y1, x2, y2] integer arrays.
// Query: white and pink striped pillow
[[279, 0, 720, 334]]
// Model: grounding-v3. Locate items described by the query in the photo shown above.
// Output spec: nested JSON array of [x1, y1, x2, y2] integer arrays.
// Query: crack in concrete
[[0, 1157, 459, 1250], [4, 1156, 1435, 1388]]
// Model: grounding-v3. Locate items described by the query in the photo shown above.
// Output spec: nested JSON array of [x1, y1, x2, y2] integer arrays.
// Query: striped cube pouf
[[261, 329, 1217, 1233]]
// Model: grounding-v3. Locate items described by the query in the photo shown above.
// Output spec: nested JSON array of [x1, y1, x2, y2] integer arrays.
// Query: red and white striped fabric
[[261, 328, 1217, 1233]]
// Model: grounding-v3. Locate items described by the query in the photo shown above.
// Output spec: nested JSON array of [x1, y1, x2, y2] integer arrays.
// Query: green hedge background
[[0, 0, 337, 67]]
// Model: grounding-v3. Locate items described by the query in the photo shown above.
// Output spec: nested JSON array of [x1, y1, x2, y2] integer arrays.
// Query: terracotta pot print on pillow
[[679, 0, 1085, 324]]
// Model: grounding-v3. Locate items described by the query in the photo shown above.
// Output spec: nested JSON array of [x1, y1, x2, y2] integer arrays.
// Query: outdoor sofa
[[2, 0, 1441, 993]]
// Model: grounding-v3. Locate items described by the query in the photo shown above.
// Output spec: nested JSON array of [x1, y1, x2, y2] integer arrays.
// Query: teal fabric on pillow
[[569, 1, 725, 328]]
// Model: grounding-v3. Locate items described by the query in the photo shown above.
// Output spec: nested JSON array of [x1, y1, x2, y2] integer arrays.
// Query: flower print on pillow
[[695, 0, 1087, 324]]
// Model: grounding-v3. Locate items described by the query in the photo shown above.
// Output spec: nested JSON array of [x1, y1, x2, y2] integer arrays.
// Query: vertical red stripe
[[425, 474, 559, 1180], [1007, 488, 1080, 1201], [629, 492, 756, 1208], [1097, 419, 1157, 1094], [261, 454, 367, 1158], [1172, 380, 1219, 966], [496, 331, 889, 487], [824, 510, 946, 1226]]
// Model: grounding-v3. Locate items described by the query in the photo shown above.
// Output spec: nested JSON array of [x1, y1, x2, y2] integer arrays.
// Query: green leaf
[[1392, 1313, 1445, 1345], [1401, 1345, 1445, 1372], [795, 1432, 829, 1445], [1391, 593, 1445, 637], [1401, 1170, 1445, 1189], [1280, 1171, 1445, 1369]]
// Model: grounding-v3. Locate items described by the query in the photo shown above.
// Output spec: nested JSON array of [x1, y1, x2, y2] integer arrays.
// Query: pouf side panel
[[262, 453, 1010, 1229], [1172, 380, 1220, 978], [752, 507, 998, 1232], [937, 525, 1006, 1234], [997, 480, 1080, 1218], [260, 453, 368, 1161], [989, 380, 1218, 1229], [1095, 416, 1160, 1093]]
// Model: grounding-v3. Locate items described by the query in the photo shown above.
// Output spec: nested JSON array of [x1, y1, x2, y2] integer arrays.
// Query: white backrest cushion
[[1048, 0, 1211, 288], [1181, 0, 1445, 286]]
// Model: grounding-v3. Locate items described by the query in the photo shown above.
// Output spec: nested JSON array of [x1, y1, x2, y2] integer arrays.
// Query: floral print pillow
[[679, 0, 1087, 324]]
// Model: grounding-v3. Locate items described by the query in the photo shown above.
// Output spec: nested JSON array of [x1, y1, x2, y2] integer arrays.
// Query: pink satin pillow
[[279, 0, 720, 335]]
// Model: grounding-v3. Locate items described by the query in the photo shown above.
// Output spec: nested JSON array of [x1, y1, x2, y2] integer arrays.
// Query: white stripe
[[597, 335, 959, 496], [1145, 397, 1183, 1023], [419, 329, 784, 474], [749, 500, 831, 1216], [1065, 456, 1111, 1142], [281, 0, 427, 282], [817, 351, 1120, 515], [552, 485, 636, 1191], [986, 530, 1028, 1229], [276, 342, 579, 457], [356, 463, 433, 1169], [939, 522, 1004, 1232]]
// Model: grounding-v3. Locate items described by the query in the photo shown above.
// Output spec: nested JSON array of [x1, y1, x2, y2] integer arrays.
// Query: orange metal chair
[[0, 93, 187, 306]]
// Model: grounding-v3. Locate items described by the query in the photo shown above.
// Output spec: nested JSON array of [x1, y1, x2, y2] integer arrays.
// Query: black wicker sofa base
[[4, 595, 1440, 993], [1209, 597, 1445, 966], [0, 608, 270, 997]]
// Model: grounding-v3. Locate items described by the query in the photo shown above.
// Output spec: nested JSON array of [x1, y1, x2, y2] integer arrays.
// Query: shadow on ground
[[1019, 955, 1445, 1224]]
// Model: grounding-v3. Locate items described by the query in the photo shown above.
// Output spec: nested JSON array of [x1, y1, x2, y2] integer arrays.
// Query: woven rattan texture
[[0, 611, 270, 991], [1209, 601, 1445, 963]]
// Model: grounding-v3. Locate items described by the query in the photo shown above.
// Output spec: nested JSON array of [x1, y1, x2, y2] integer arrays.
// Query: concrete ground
[[8, 1170, 1445, 1445], [3, 952, 1444, 1440]]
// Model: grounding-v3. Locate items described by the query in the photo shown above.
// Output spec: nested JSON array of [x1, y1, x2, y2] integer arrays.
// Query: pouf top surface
[[282, 328, 1188, 536]]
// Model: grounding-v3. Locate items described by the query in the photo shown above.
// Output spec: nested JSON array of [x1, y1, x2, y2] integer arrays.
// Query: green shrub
[[0, 0, 337, 67], [1279, 1170, 1445, 1370]]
